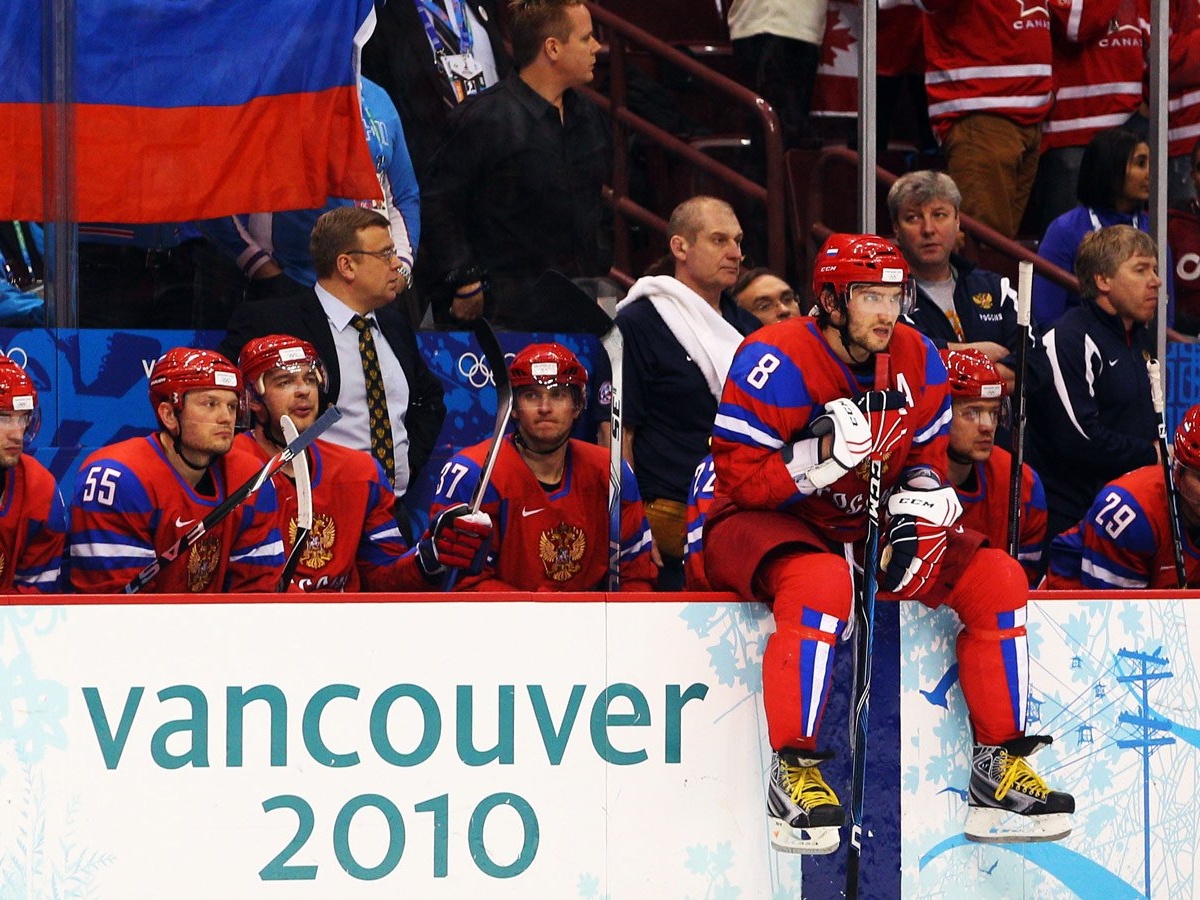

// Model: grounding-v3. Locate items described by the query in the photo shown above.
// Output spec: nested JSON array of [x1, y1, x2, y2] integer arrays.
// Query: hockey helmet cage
[[510, 343, 588, 407], [940, 347, 1010, 399], [812, 233, 914, 316], [238, 334, 328, 397], [149, 347, 243, 417], [1176, 405, 1200, 471]]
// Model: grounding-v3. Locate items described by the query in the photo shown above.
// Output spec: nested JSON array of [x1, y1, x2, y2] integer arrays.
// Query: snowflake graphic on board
[[0, 761, 114, 899], [679, 601, 769, 692]]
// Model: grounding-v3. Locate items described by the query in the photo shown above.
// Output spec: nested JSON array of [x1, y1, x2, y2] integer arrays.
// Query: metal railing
[[581, 2, 786, 283], [807, 147, 1079, 293]]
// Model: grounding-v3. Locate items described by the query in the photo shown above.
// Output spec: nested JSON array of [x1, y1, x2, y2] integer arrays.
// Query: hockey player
[[0, 356, 66, 592], [941, 348, 1047, 585], [236, 334, 491, 591], [705, 234, 1074, 853], [430, 343, 656, 592], [684, 454, 718, 590], [1046, 403, 1200, 589], [69, 347, 285, 593]]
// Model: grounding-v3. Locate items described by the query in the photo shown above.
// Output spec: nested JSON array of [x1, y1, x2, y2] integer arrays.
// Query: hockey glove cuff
[[417, 504, 493, 577]]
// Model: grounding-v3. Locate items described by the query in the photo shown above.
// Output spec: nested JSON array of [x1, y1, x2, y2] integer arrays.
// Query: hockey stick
[[444, 317, 513, 590], [1006, 262, 1033, 559], [845, 352, 890, 900], [1148, 358, 1187, 588], [525, 270, 624, 590], [275, 414, 312, 592], [123, 405, 342, 594]]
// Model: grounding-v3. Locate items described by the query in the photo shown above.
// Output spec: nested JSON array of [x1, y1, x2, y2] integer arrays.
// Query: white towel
[[616, 275, 745, 401]]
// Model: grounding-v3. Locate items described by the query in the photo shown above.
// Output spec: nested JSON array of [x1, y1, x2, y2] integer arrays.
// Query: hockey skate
[[767, 749, 845, 854], [964, 735, 1075, 843]]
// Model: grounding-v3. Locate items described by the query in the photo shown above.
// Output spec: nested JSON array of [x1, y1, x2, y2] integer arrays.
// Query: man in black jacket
[[419, 0, 611, 328], [889, 170, 1023, 393], [1027, 224, 1161, 541], [219, 207, 446, 522]]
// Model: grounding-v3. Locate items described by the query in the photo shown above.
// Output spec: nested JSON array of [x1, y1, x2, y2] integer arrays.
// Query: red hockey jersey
[[69, 436, 283, 593], [0, 455, 66, 593], [1043, 0, 1148, 151], [712, 318, 951, 545], [430, 436, 656, 592], [955, 447, 1048, 585], [236, 433, 429, 592], [920, 0, 1054, 140]]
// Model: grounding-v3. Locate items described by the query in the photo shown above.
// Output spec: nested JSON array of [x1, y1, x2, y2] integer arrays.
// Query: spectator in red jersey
[[1031, 0, 1149, 233], [1168, 1, 1200, 207], [1168, 136, 1200, 336], [919, 0, 1053, 238]]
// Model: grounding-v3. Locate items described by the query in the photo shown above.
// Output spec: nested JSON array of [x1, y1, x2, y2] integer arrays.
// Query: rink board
[[0, 591, 1193, 899]]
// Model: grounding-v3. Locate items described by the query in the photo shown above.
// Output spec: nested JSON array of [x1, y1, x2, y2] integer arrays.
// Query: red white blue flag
[[1, 0, 381, 222]]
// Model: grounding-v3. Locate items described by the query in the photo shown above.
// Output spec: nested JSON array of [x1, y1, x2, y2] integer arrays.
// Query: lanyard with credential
[[415, 0, 474, 56], [1087, 207, 1139, 233]]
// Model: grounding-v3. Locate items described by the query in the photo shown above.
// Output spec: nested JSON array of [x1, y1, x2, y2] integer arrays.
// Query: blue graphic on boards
[[0, 608, 115, 896], [907, 601, 1200, 898]]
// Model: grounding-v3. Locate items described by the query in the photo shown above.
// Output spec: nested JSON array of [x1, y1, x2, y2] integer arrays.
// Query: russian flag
[[1, 0, 382, 222]]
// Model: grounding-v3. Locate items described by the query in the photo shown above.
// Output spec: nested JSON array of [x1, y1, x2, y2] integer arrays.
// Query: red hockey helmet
[[1175, 405, 1200, 470], [238, 334, 328, 398], [149, 347, 243, 421], [0, 356, 41, 446], [812, 233, 914, 317], [940, 347, 1010, 399], [509, 343, 588, 407]]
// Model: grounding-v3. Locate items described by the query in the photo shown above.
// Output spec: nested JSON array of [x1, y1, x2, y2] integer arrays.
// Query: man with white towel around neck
[[615, 195, 761, 589]]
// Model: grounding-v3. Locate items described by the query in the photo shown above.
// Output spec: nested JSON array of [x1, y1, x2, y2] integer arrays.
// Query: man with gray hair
[[888, 169, 1023, 392], [1027, 224, 1161, 542]]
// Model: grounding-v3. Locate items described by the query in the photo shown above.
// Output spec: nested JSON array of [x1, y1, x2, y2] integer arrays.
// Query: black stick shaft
[[444, 318, 512, 590], [123, 405, 341, 594], [1007, 262, 1032, 559], [1148, 359, 1187, 587], [845, 352, 889, 900]]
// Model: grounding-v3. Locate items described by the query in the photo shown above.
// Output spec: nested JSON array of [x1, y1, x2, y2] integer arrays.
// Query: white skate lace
[[994, 751, 1050, 802]]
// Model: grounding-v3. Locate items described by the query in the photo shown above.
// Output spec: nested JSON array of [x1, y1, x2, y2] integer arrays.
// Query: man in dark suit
[[219, 207, 446, 520], [361, 0, 511, 179]]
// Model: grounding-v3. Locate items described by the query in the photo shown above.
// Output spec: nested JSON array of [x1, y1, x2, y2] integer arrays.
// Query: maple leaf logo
[[820, 6, 856, 69]]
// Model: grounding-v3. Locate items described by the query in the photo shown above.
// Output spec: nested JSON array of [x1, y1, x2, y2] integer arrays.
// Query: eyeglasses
[[345, 247, 398, 262]]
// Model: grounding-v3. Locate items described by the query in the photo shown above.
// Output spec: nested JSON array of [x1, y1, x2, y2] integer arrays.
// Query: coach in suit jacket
[[219, 207, 445, 505], [361, 0, 511, 179]]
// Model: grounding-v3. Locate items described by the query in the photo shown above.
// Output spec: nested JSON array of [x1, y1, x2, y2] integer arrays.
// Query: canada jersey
[[712, 318, 952, 545], [235, 433, 425, 592], [70, 436, 284, 593], [0, 455, 67, 592], [430, 436, 655, 592], [955, 448, 1047, 583], [1047, 465, 1200, 590]]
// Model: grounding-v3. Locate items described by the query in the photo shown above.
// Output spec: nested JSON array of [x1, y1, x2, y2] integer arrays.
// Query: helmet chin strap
[[257, 411, 288, 450], [514, 430, 571, 457], [832, 302, 874, 366], [948, 445, 975, 466], [169, 432, 217, 472]]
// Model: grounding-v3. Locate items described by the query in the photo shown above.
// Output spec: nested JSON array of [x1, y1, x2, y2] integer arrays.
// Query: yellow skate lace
[[781, 761, 841, 810], [994, 751, 1050, 802]]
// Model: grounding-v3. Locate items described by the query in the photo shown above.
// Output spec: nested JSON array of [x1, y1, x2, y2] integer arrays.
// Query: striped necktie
[[351, 314, 396, 484]]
